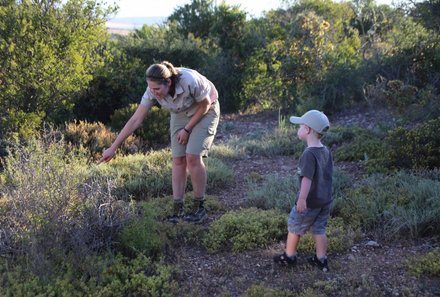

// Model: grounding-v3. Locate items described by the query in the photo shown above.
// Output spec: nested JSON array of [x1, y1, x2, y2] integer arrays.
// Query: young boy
[[274, 110, 333, 272]]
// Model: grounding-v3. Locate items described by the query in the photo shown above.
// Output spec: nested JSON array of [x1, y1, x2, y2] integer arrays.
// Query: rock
[[366, 240, 380, 247]]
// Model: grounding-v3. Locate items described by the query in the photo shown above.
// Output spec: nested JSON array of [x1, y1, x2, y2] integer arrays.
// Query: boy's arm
[[296, 176, 312, 213]]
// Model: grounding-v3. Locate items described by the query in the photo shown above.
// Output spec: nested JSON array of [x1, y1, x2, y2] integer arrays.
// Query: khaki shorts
[[170, 102, 220, 158]]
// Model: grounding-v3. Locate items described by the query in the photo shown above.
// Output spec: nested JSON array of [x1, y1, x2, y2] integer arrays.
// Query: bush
[[0, 135, 133, 276], [118, 202, 166, 258], [0, 254, 178, 297], [365, 79, 440, 123], [246, 169, 352, 213], [385, 117, 440, 169], [333, 171, 440, 239], [144, 195, 222, 247], [90, 150, 233, 199], [204, 208, 286, 253], [243, 284, 299, 297], [246, 174, 298, 212], [406, 248, 440, 277], [64, 120, 141, 162], [297, 217, 360, 254], [327, 126, 386, 162], [110, 104, 170, 146], [228, 126, 304, 158]]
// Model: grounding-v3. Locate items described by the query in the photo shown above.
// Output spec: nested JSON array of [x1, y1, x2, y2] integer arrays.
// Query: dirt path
[[174, 111, 440, 297]]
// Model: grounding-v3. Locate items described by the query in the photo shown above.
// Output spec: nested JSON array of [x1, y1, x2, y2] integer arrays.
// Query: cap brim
[[289, 116, 302, 124]]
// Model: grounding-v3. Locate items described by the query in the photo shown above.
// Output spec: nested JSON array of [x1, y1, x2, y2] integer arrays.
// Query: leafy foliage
[[0, 134, 133, 276], [386, 117, 440, 169], [64, 120, 141, 161], [89, 150, 233, 199], [204, 208, 286, 253], [0, 0, 113, 132], [297, 217, 360, 253], [406, 248, 440, 277], [246, 174, 298, 212], [0, 254, 178, 297], [333, 171, 440, 239], [118, 202, 166, 258], [110, 104, 170, 146]]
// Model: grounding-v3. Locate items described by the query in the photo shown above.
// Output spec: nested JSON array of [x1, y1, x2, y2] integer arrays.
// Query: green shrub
[[210, 142, 246, 160], [64, 120, 141, 161], [203, 208, 286, 253], [297, 217, 360, 254], [0, 109, 44, 142], [110, 104, 170, 146], [90, 150, 233, 199], [118, 202, 165, 258], [0, 136, 133, 276], [331, 168, 355, 213], [205, 157, 235, 190], [0, 254, 178, 297], [366, 79, 440, 122], [332, 169, 353, 200], [334, 171, 440, 239], [385, 117, 440, 169], [328, 126, 386, 162], [383, 80, 418, 113], [246, 174, 298, 212], [242, 284, 298, 297], [228, 127, 304, 157], [147, 195, 222, 247], [246, 169, 352, 213], [406, 248, 440, 277]]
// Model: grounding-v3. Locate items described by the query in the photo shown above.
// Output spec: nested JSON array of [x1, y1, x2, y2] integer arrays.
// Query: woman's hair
[[146, 61, 181, 86]]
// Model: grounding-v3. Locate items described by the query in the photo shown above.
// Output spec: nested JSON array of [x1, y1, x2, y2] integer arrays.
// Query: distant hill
[[107, 16, 166, 29], [106, 16, 167, 35]]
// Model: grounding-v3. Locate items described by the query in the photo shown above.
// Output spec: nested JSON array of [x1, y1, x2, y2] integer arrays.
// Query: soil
[[173, 109, 440, 297]]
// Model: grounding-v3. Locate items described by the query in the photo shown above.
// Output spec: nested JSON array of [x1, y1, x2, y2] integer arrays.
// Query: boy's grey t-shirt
[[296, 146, 333, 208]]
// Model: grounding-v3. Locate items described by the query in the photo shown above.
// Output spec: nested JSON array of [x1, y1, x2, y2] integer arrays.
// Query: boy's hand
[[296, 199, 306, 213]]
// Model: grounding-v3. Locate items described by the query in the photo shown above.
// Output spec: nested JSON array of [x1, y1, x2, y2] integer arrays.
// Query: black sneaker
[[273, 252, 297, 266], [167, 202, 185, 224], [183, 207, 207, 224], [308, 255, 329, 272]]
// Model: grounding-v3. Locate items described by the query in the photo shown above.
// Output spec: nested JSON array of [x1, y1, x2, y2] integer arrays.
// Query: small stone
[[366, 240, 380, 247]]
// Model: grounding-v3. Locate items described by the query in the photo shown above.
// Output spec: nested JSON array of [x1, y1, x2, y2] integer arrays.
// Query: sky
[[111, 0, 395, 20], [112, 0, 286, 18]]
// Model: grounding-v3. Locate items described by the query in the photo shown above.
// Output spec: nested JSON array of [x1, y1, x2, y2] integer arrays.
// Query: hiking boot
[[273, 252, 297, 266], [167, 201, 185, 224], [308, 255, 329, 272], [183, 207, 207, 224]]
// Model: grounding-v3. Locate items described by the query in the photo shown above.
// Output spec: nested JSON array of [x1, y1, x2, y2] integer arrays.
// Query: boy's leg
[[308, 205, 331, 271], [309, 233, 329, 271], [273, 232, 299, 266], [286, 232, 300, 257], [313, 234, 328, 259]]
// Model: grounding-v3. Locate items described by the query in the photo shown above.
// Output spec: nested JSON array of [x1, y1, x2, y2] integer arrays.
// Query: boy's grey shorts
[[170, 102, 220, 158], [287, 203, 331, 235]]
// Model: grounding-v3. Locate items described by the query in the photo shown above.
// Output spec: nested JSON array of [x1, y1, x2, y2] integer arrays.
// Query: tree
[[409, 0, 440, 32], [168, 0, 215, 40], [0, 0, 114, 140]]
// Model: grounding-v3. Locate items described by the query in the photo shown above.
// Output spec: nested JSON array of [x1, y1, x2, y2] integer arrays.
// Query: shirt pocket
[[182, 96, 194, 110]]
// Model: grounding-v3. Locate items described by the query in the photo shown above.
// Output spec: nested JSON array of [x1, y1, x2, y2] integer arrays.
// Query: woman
[[99, 61, 220, 224]]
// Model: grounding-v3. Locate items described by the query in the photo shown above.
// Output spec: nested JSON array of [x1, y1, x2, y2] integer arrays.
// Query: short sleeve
[[298, 149, 316, 180], [140, 88, 156, 108], [189, 71, 211, 102]]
